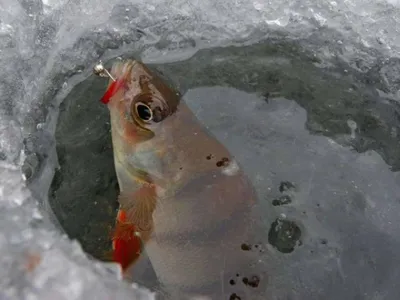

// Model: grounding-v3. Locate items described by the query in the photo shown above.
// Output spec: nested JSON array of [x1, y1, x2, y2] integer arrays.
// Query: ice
[[0, 117, 23, 164], [0, 0, 400, 299], [0, 162, 156, 300]]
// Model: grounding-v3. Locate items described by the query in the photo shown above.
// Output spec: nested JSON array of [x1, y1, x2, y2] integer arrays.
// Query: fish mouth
[[110, 59, 138, 81]]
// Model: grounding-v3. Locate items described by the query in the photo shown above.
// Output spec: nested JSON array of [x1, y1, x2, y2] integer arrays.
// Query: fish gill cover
[[1, 0, 400, 299]]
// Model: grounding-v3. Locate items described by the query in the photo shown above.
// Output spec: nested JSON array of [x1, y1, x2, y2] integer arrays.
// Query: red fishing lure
[[100, 78, 126, 104]]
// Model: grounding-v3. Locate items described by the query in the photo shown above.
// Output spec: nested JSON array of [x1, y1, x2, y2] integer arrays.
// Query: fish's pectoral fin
[[118, 185, 157, 231]]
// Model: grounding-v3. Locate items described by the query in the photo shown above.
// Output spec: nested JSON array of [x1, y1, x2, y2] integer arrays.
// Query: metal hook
[[93, 61, 116, 81]]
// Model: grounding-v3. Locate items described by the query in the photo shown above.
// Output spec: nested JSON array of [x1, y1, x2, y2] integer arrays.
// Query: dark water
[[49, 75, 119, 259], [49, 38, 400, 299]]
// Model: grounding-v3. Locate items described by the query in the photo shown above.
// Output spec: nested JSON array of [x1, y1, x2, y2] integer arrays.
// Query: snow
[[0, 0, 400, 299]]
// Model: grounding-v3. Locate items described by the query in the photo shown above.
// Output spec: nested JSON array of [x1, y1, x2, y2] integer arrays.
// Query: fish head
[[102, 58, 245, 188], [101, 59, 186, 193], [104, 59, 181, 141]]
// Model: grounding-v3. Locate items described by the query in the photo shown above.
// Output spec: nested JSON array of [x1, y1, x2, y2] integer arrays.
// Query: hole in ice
[[48, 74, 119, 261]]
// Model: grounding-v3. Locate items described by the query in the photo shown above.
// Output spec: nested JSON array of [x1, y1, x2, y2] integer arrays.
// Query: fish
[[101, 59, 267, 299]]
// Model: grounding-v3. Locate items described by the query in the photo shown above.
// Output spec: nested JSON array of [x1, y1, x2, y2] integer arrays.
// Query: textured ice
[[0, 162, 155, 300], [1, 0, 400, 299]]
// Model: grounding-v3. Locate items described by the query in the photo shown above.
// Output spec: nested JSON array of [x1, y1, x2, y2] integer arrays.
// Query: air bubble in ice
[[32, 207, 43, 220], [347, 119, 358, 139], [391, 127, 397, 138], [253, 1, 264, 10], [22, 153, 40, 183]]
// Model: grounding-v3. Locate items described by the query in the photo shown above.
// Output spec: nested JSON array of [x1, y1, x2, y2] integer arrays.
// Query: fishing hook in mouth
[[93, 60, 116, 81], [93, 60, 126, 104]]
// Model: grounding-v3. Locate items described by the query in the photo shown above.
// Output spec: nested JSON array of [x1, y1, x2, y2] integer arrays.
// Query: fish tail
[[111, 209, 143, 271]]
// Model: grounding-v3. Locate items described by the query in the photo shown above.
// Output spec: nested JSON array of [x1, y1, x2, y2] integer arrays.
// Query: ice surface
[[1, 0, 400, 299], [0, 162, 156, 300]]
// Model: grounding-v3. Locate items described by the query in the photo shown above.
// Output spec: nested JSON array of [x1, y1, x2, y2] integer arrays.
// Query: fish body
[[104, 60, 266, 299]]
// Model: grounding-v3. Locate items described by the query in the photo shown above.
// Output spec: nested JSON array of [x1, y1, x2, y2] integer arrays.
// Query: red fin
[[111, 186, 157, 271], [100, 78, 125, 104], [112, 210, 143, 271]]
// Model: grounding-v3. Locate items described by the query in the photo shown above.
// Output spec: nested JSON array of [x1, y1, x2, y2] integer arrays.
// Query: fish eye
[[135, 102, 153, 122]]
